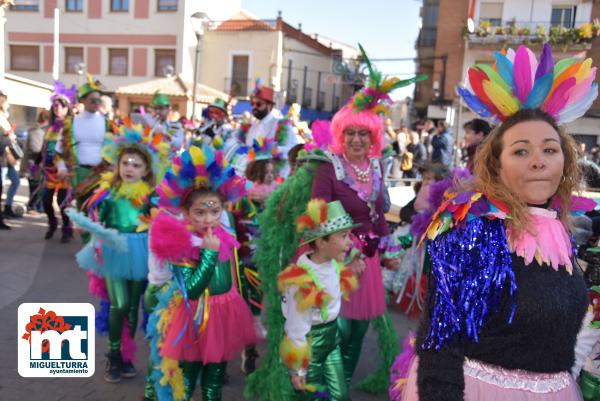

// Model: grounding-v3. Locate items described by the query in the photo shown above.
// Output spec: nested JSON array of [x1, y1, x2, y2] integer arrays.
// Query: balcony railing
[[465, 19, 600, 50]]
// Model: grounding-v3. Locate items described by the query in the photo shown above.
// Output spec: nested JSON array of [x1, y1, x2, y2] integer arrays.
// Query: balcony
[[465, 19, 600, 51]]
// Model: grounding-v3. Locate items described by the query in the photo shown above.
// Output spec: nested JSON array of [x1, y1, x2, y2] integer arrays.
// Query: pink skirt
[[403, 357, 583, 401], [160, 289, 258, 364], [340, 252, 386, 320]]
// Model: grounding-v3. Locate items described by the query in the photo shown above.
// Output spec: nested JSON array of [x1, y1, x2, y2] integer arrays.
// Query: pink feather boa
[[150, 210, 240, 264], [389, 331, 416, 401]]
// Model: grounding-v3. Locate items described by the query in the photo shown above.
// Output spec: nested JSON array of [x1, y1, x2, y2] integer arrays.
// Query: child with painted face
[[147, 145, 257, 401], [72, 146, 155, 384], [70, 122, 170, 385], [278, 199, 359, 401]]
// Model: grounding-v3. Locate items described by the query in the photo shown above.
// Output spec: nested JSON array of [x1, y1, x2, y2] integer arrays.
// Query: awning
[[2, 73, 53, 109]]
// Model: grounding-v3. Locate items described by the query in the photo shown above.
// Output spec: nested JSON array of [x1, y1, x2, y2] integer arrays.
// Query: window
[[333, 96, 340, 111], [65, 47, 84, 74], [480, 2, 503, 26], [10, 45, 39, 71], [111, 0, 129, 12], [154, 49, 176, 77], [317, 91, 325, 110], [109, 49, 128, 76], [302, 87, 312, 108], [66, 0, 83, 12], [10, 0, 39, 11], [551, 6, 576, 28], [230, 55, 249, 97], [420, 28, 437, 47], [157, 0, 177, 11]]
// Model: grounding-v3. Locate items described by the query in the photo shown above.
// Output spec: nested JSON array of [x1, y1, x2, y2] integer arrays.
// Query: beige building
[[415, 0, 599, 147], [4, 0, 241, 93], [202, 11, 356, 113]]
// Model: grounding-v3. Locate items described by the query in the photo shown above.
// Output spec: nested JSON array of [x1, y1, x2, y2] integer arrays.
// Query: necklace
[[344, 154, 371, 183]]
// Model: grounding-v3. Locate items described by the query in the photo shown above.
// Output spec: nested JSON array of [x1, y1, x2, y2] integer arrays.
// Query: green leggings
[[105, 277, 146, 354], [181, 361, 227, 401], [300, 320, 349, 401], [337, 317, 370, 384]]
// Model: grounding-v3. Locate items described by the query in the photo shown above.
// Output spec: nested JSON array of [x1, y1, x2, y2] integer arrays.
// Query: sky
[[242, 0, 422, 99]]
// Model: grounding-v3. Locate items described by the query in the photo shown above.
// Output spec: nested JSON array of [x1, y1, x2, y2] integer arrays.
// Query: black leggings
[[43, 188, 70, 228]]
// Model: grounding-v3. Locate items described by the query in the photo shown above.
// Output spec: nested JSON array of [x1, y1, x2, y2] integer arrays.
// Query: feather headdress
[[457, 43, 598, 124], [51, 80, 77, 106], [296, 199, 359, 244], [352, 44, 428, 115], [157, 144, 247, 212], [101, 117, 170, 179], [237, 136, 283, 162]]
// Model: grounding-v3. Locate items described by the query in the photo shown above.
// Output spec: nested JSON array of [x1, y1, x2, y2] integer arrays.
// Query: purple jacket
[[311, 157, 389, 238]]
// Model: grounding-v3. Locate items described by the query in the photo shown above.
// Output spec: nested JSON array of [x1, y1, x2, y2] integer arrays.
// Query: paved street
[[0, 192, 416, 401]]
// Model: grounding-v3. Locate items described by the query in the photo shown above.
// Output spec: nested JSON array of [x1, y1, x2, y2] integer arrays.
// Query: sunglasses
[[251, 100, 266, 108]]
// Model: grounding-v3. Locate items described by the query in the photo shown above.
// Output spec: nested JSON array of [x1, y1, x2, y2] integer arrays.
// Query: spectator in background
[[430, 120, 453, 168], [22, 110, 50, 212], [0, 92, 21, 219], [401, 131, 426, 183], [463, 118, 492, 173], [420, 119, 435, 158], [0, 91, 11, 229]]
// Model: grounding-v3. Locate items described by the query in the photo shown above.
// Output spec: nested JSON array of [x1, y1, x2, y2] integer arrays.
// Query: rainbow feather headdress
[[351, 44, 428, 114], [457, 43, 598, 125], [101, 117, 170, 178], [237, 136, 283, 162], [51, 80, 77, 106], [157, 144, 247, 212]]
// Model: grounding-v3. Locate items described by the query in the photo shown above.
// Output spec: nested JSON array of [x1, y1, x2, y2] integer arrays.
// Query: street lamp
[[190, 11, 211, 120]]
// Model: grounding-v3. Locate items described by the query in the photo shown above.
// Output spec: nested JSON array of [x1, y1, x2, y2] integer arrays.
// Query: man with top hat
[[246, 80, 297, 176], [146, 91, 184, 153], [55, 75, 110, 209]]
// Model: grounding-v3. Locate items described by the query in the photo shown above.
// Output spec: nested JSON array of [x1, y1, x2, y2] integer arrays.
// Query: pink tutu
[[402, 357, 583, 401], [160, 288, 258, 364], [340, 252, 386, 320]]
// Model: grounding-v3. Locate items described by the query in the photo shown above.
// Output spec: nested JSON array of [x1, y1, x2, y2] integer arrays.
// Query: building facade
[[201, 11, 357, 115], [4, 0, 241, 92], [415, 0, 599, 144]]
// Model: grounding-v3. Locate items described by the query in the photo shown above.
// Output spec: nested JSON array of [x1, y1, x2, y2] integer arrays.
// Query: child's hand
[[203, 227, 221, 251], [291, 374, 306, 390], [348, 257, 366, 277]]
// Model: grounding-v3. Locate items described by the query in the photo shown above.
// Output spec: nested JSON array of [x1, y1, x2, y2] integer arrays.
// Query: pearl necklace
[[344, 155, 371, 183]]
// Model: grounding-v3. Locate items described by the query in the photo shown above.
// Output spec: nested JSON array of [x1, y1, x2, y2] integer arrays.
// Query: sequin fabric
[[424, 217, 516, 350]]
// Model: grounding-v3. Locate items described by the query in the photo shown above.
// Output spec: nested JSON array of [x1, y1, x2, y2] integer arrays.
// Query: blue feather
[[524, 73, 553, 109], [494, 52, 514, 90], [456, 87, 493, 118], [66, 208, 128, 251]]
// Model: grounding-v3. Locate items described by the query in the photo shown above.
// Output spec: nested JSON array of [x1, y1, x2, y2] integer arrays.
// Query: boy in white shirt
[[279, 199, 360, 401]]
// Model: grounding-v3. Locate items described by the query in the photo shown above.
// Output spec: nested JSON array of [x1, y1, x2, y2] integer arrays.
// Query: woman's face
[[52, 100, 68, 119], [499, 120, 564, 205], [185, 194, 223, 233], [343, 126, 372, 161], [118, 153, 148, 184], [263, 161, 275, 185]]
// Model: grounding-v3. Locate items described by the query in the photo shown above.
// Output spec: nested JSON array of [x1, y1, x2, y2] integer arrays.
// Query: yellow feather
[[306, 199, 327, 226], [482, 80, 520, 117], [380, 77, 400, 93], [189, 146, 206, 165], [576, 58, 592, 83]]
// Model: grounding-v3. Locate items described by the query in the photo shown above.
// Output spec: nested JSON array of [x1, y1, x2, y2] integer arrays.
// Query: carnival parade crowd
[[3, 43, 600, 401]]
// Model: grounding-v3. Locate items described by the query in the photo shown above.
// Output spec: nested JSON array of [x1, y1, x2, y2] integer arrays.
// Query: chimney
[[277, 10, 282, 18], [298, 23, 302, 31]]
